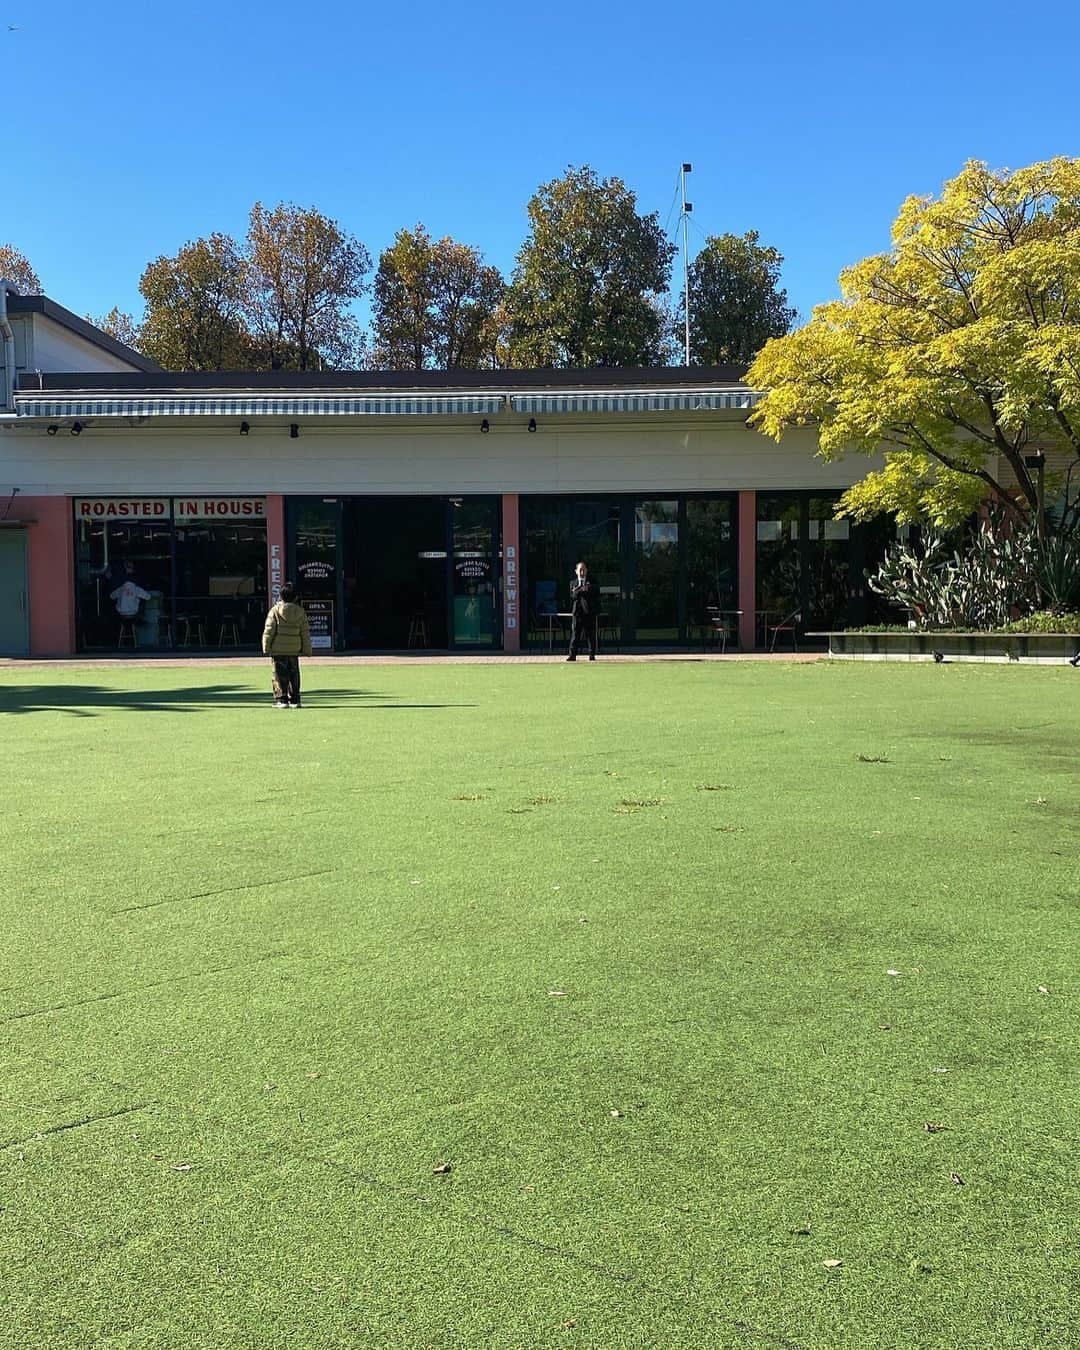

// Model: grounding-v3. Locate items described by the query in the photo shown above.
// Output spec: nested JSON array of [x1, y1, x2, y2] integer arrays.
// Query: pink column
[[18, 496, 76, 656], [266, 493, 285, 606], [501, 493, 520, 653], [738, 490, 756, 652]]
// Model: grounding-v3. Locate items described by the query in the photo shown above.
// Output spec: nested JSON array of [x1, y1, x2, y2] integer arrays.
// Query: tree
[[681, 230, 795, 368], [0, 244, 42, 293], [87, 308, 143, 351], [371, 225, 506, 370], [747, 158, 1080, 528], [506, 166, 676, 367], [138, 234, 254, 371], [245, 202, 369, 370]]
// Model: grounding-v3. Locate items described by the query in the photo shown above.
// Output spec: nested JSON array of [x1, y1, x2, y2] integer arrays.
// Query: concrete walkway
[[1, 651, 824, 670]]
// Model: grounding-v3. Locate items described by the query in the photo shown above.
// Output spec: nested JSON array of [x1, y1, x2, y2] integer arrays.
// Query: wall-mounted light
[[289, 424, 299, 439], [71, 421, 83, 436], [46, 424, 58, 436], [528, 418, 537, 434], [239, 421, 250, 435], [480, 418, 490, 434]]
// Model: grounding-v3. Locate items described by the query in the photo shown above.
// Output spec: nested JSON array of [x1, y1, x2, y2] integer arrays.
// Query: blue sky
[[8, 0, 1080, 336]]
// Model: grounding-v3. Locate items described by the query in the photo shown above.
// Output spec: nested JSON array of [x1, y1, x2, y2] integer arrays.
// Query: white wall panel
[[28, 319, 142, 374], [0, 419, 883, 496]]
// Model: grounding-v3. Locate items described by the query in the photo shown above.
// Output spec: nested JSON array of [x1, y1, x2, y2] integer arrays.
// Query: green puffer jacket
[[262, 600, 312, 657]]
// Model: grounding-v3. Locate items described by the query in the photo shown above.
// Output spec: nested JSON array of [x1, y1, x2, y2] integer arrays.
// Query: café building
[[0, 290, 894, 658]]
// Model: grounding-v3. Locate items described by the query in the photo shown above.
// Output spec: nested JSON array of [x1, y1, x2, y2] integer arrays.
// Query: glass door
[[450, 497, 500, 648]]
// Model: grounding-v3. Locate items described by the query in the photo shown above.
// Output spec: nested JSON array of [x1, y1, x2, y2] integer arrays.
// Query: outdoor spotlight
[[46, 424, 58, 436], [528, 418, 537, 433], [289, 424, 299, 439], [70, 421, 83, 436], [240, 420, 250, 435], [1023, 451, 1046, 469], [682, 162, 692, 173], [685, 202, 693, 213], [480, 418, 490, 433]]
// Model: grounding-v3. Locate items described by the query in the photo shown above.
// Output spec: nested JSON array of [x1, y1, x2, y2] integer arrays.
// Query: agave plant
[[868, 517, 1041, 629]]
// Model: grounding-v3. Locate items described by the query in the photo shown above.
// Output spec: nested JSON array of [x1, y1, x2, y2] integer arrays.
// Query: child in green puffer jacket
[[262, 582, 312, 708]]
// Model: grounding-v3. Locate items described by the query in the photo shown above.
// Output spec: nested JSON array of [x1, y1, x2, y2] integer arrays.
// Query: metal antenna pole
[[680, 163, 693, 366]]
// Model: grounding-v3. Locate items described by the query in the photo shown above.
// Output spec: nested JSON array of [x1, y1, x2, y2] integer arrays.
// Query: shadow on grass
[[0, 685, 478, 716]]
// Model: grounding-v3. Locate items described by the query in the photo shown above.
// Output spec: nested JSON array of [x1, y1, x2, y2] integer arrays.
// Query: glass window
[[756, 494, 802, 634], [174, 521, 267, 648], [805, 495, 852, 631], [633, 500, 679, 642], [523, 498, 622, 647], [686, 498, 737, 636], [74, 507, 173, 651]]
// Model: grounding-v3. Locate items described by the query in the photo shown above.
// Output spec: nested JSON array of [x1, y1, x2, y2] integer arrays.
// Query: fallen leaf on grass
[[306, 1070, 321, 1079], [172, 1163, 194, 1172], [886, 969, 902, 976], [931, 1067, 949, 1074], [548, 989, 567, 997], [610, 1109, 622, 1119], [823, 1258, 843, 1269], [1034, 797, 1048, 806], [696, 783, 734, 791], [877, 1024, 892, 1031], [562, 1319, 578, 1330], [1037, 985, 1051, 995], [713, 825, 743, 834], [620, 797, 663, 808], [790, 1224, 812, 1236], [452, 793, 486, 802], [923, 1122, 948, 1133], [433, 1162, 453, 1175], [857, 754, 891, 763], [949, 1172, 964, 1185]]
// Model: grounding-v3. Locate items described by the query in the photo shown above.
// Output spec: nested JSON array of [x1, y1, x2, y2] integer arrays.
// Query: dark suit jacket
[[570, 578, 600, 618]]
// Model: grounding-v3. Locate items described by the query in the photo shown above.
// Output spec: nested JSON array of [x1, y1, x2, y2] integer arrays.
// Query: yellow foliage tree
[[747, 159, 1080, 527]]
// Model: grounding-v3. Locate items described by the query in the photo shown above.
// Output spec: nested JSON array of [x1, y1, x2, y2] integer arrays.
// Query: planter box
[[810, 631, 1080, 665]]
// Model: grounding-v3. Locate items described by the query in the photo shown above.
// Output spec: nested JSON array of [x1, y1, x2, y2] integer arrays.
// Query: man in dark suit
[[566, 561, 600, 662]]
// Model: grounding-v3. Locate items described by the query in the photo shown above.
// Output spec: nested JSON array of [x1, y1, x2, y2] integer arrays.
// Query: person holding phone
[[566, 561, 599, 662]]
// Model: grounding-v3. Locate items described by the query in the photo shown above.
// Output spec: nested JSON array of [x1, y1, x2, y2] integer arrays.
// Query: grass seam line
[[111, 869, 338, 915], [1, 949, 292, 1023], [1, 1102, 155, 1151]]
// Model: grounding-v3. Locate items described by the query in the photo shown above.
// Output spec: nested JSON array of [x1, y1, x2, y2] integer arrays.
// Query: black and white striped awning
[[14, 394, 508, 419], [15, 388, 761, 420], [510, 391, 760, 414]]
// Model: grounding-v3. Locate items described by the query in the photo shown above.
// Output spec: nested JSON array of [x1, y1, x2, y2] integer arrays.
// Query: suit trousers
[[569, 614, 597, 658]]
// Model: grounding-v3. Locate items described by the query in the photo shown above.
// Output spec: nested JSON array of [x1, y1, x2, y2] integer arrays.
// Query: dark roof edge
[[17, 363, 749, 393], [8, 295, 162, 374]]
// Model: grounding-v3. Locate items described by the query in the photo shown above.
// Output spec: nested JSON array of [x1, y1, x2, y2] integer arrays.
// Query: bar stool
[[218, 614, 240, 646], [407, 613, 428, 648], [118, 619, 138, 650], [177, 613, 206, 647]]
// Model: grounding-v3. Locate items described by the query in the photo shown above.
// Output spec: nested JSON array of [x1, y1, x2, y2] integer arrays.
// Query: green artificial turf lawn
[[1, 659, 1078, 1350]]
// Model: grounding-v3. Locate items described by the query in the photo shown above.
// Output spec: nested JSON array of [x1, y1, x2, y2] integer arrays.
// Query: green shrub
[[1001, 610, 1080, 634]]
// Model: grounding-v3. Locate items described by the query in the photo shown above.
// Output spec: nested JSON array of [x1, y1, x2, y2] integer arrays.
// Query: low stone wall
[[811, 632, 1080, 665]]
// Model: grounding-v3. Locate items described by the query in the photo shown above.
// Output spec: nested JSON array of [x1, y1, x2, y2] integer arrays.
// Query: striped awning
[[14, 394, 507, 419], [510, 391, 761, 414]]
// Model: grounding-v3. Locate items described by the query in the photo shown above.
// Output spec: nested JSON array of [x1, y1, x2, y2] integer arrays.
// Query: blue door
[[0, 529, 29, 656]]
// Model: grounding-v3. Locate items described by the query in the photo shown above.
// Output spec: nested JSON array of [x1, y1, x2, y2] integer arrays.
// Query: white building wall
[[0, 417, 883, 496], [28, 318, 143, 374]]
